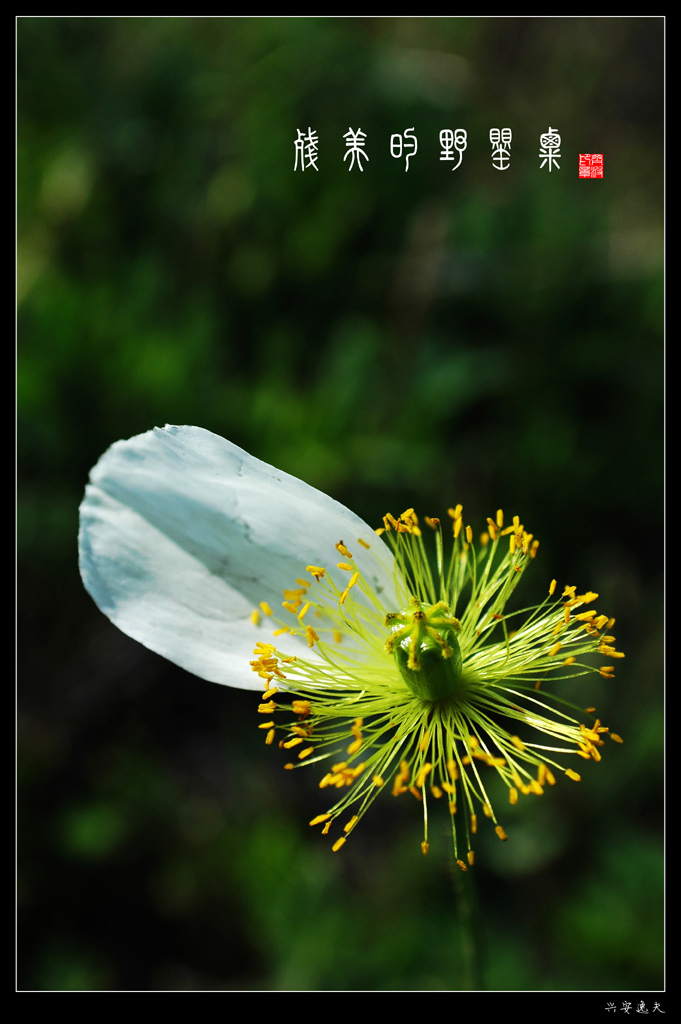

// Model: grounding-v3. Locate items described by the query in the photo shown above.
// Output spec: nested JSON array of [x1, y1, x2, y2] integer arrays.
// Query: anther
[[305, 626, 319, 646], [306, 565, 326, 580]]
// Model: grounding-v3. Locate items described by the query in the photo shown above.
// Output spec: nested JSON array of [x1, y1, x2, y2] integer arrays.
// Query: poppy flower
[[79, 425, 622, 867]]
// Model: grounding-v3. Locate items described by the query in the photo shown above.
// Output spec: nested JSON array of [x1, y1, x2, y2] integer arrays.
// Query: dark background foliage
[[18, 17, 663, 992]]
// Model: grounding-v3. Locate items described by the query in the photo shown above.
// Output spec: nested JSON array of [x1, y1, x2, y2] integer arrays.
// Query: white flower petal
[[79, 425, 397, 689]]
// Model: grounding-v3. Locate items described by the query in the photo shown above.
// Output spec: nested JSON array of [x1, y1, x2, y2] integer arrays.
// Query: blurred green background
[[18, 17, 663, 992]]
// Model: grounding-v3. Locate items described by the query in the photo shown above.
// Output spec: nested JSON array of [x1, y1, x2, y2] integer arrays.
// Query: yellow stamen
[[290, 725, 311, 737], [305, 626, 319, 647], [306, 565, 326, 580]]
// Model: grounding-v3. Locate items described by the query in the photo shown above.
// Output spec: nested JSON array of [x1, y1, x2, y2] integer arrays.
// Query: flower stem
[[453, 866, 485, 990]]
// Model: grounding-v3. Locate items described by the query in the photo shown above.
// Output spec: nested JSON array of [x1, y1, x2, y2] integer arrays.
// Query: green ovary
[[386, 599, 465, 702]]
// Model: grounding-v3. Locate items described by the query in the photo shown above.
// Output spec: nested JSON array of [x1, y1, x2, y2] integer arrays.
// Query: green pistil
[[385, 599, 464, 702]]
